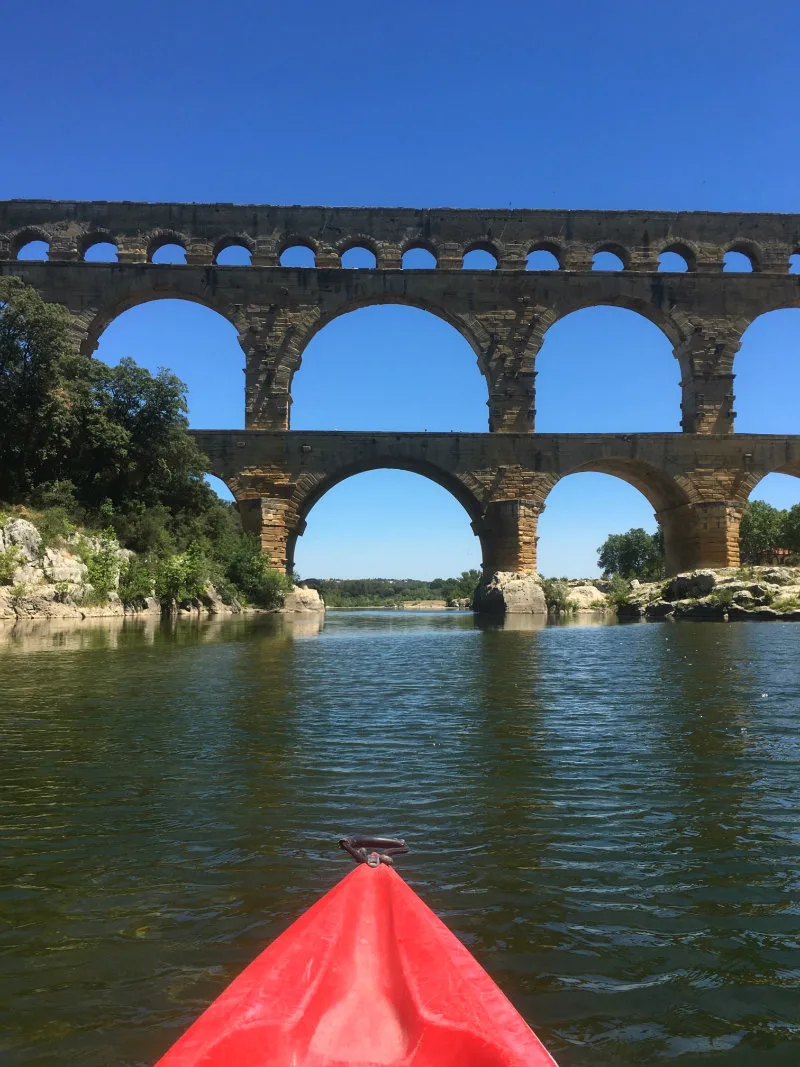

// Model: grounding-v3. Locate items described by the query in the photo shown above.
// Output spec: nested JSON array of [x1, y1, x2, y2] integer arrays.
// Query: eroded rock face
[[42, 547, 87, 585], [281, 585, 325, 613], [663, 570, 717, 600], [4, 519, 42, 562], [472, 572, 547, 615], [569, 584, 609, 611]]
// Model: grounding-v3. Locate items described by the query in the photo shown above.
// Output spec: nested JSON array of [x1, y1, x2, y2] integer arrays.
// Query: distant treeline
[[304, 571, 480, 608]]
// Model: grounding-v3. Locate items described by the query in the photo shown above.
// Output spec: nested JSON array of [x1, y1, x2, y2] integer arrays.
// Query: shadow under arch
[[289, 300, 490, 432], [286, 458, 485, 573]]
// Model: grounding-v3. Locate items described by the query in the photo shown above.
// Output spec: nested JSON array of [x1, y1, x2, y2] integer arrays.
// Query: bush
[[541, 578, 576, 613], [154, 544, 209, 605], [118, 556, 155, 603], [78, 528, 120, 604], [709, 586, 736, 608], [223, 536, 291, 607], [35, 507, 76, 546], [773, 595, 800, 612], [607, 574, 631, 606], [0, 545, 21, 584]]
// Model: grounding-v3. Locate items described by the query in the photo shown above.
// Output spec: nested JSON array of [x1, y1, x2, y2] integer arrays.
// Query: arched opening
[[723, 250, 754, 272], [280, 244, 316, 268], [151, 243, 187, 265], [205, 472, 235, 503], [83, 242, 118, 262], [92, 299, 245, 429], [462, 248, 497, 269], [290, 304, 488, 432], [592, 249, 625, 271], [341, 246, 377, 269], [216, 245, 252, 266], [535, 305, 680, 431], [538, 472, 660, 578], [526, 248, 560, 271], [788, 254, 800, 275], [734, 308, 800, 434], [741, 474, 800, 565], [293, 469, 481, 580], [658, 250, 689, 272], [402, 246, 437, 269], [16, 240, 49, 261]]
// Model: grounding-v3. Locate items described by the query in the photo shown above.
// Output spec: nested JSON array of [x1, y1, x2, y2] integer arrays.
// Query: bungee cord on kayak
[[153, 837, 559, 1067]]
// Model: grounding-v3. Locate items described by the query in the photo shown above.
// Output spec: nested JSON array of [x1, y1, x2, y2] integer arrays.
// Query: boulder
[[281, 585, 325, 613], [569, 584, 609, 611], [13, 593, 82, 619], [4, 519, 42, 562], [663, 570, 717, 601], [472, 572, 547, 615], [760, 567, 797, 586], [0, 591, 15, 619], [645, 600, 675, 619]]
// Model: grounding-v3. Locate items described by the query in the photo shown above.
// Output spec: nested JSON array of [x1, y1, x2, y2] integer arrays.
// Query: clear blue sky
[[3, 1, 799, 577]]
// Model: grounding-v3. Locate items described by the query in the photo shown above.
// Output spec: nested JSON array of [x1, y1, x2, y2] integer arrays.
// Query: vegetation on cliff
[[0, 277, 290, 610]]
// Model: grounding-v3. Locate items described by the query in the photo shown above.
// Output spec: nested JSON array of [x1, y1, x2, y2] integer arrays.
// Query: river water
[[2, 611, 799, 1067]]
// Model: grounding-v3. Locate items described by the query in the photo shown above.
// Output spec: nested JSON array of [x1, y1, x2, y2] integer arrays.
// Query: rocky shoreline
[[0, 518, 323, 622]]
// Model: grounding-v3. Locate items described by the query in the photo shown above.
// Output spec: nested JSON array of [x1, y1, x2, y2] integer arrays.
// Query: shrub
[[154, 544, 209, 605], [118, 556, 155, 603], [0, 545, 21, 584], [773, 595, 800, 612], [35, 507, 76, 546], [78, 528, 120, 604], [709, 586, 736, 608], [607, 574, 631, 606], [541, 578, 576, 614], [223, 535, 292, 608]]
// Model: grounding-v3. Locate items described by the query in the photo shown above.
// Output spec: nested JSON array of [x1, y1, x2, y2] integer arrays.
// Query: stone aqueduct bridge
[[2, 199, 800, 576]]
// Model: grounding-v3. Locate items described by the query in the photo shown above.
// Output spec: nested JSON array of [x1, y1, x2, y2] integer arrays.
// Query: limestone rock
[[42, 547, 87, 585], [760, 567, 797, 586], [281, 585, 325, 613], [13, 594, 82, 619], [0, 591, 15, 619], [664, 570, 717, 601], [4, 519, 42, 562], [472, 572, 547, 615], [645, 600, 675, 618], [569, 584, 609, 611]]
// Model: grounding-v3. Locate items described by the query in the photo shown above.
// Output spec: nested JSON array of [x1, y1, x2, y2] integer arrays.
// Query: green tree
[[739, 500, 785, 564], [780, 503, 800, 558], [0, 277, 92, 501], [597, 527, 664, 580]]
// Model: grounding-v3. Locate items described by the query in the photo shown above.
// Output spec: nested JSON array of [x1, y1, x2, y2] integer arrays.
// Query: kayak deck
[[154, 862, 557, 1067]]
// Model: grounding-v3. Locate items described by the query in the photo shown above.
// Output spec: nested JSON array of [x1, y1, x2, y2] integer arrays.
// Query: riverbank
[[0, 517, 323, 621]]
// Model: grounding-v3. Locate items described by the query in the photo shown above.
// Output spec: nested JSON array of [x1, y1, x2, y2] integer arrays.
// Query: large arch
[[289, 303, 489, 432], [733, 308, 800, 434], [288, 463, 485, 578], [535, 305, 683, 433], [538, 459, 690, 577], [92, 298, 246, 429]]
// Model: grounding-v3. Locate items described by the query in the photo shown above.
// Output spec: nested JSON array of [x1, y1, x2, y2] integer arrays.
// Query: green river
[[2, 611, 799, 1066]]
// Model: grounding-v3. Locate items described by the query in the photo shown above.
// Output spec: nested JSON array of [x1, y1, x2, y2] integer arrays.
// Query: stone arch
[[276, 295, 494, 406], [462, 240, 501, 268], [733, 306, 800, 433], [400, 239, 439, 268], [725, 240, 764, 272], [80, 286, 242, 358], [11, 227, 51, 258], [146, 230, 189, 262], [659, 242, 697, 272], [593, 242, 630, 269], [78, 231, 118, 259], [277, 234, 318, 258], [213, 234, 256, 262], [526, 240, 564, 269], [545, 296, 685, 348], [284, 459, 487, 573]]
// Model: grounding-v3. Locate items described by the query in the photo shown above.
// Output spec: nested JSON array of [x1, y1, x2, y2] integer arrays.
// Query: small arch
[[16, 239, 50, 261], [83, 238, 119, 262], [592, 245, 627, 271], [526, 245, 560, 271], [147, 232, 188, 264], [658, 248, 691, 272], [723, 246, 756, 272], [280, 244, 317, 268], [462, 244, 498, 270], [340, 245, 377, 269], [10, 228, 50, 259], [402, 244, 437, 269], [788, 253, 800, 274], [216, 244, 252, 266]]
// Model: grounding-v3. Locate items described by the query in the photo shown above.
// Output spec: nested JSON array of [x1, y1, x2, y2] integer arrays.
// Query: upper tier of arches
[[6, 203, 800, 274]]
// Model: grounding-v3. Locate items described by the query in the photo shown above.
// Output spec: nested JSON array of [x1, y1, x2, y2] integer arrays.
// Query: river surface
[[2, 611, 799, 1067]]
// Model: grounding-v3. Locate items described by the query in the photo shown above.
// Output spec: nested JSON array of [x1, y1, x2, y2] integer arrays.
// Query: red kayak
[[154, 837, 558, 1067]]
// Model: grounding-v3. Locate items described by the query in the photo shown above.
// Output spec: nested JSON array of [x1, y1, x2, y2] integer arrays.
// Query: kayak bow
[[154, 837, 558, 1067]]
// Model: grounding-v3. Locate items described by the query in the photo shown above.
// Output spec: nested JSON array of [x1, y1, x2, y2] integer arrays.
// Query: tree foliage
[[307, 570, 481, 608], [739, 499, 800, 563], [597, 527, 664, 580]]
